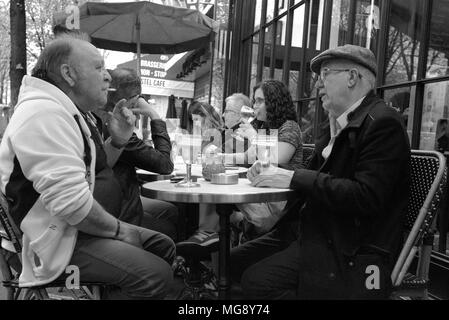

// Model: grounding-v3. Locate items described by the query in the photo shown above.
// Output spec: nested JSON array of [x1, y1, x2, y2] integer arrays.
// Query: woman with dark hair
[[177, 79, 303, 249], [237, 79, 303, 170]]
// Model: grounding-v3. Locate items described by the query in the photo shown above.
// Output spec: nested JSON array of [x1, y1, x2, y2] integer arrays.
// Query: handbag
[[236, 200, 287, 235]]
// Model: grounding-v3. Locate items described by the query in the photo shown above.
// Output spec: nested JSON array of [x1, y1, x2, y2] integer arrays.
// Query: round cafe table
[[136, 163, 248, 181], [141, 178, 294, 299]]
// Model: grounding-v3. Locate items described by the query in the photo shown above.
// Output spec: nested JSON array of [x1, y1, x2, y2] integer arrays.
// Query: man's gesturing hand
[[108, 98, 136, 147]]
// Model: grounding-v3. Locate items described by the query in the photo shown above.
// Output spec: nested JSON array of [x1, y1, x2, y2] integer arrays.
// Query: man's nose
[[104, 70, 112, 82], [315, 77, 323, 89]]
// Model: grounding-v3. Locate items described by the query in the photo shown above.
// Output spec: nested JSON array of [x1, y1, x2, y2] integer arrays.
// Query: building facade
[[223, 0, 449, 298]]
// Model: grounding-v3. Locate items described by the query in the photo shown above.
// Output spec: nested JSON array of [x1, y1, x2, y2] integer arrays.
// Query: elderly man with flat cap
[[233, 44, 411, 299]]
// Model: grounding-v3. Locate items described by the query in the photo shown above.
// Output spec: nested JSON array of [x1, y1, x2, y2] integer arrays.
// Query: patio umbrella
[[53, 1, 218, 75], [166, 94, 177, 118]]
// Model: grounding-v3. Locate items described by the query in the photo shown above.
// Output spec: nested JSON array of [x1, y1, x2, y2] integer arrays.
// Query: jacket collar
[[313, 90, 379, 167], [343, 90, 378, 130]]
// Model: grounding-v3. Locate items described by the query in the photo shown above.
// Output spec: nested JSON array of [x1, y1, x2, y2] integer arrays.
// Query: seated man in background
[[95, 67, 179, 241], [0, 38, 175, 299], [233, 44, 411, 300]]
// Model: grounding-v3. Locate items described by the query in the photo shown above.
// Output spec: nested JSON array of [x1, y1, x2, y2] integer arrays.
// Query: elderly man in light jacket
[[0, 37, 175, 299]]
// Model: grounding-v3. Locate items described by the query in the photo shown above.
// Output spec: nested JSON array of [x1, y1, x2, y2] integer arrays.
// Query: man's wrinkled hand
[[249, 162, 295, 189]]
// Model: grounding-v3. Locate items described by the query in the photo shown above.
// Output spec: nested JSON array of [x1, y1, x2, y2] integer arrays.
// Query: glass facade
[[223, 0, 449, 268]]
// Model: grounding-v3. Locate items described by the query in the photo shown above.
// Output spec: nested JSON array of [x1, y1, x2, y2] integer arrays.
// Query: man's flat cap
[[310, 44, 378, 76]]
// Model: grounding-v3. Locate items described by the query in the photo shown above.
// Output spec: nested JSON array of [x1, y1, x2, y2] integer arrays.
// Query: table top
[[141, 178, 295, 204], [137, 162, 248, 181]]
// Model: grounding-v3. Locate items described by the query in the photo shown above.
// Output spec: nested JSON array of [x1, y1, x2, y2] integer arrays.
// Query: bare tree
[[25, 0, 68, 63], [10, 0, 26, 107], [0, 2, 10, 105]]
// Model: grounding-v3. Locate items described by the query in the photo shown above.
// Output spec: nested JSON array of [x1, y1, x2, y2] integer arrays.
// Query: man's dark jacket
[[97, 118, 174, 225], [288, 91, 410, 299]]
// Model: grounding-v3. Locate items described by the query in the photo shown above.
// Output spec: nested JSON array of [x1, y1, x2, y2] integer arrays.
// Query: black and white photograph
[[0, 0, 448, 314]]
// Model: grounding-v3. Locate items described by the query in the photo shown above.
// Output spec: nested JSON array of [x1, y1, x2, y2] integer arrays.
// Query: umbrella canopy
[[53, 1, 219, 54], [166, 94, 177, 118]]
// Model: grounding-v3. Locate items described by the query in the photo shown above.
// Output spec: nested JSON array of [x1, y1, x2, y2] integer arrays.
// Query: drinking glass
[[176, 134, 202, 188], [231, 105, 256, 141], [254, 135, 276, 172], [240, 105, 255, 124]]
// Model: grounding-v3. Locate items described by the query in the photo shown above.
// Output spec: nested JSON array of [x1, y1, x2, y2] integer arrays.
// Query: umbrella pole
[[136, 18, 141, 78]]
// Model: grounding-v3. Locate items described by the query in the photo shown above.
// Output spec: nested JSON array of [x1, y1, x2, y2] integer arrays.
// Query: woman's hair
[[187, 101, 224, 132], [253, 79, 298, 129]]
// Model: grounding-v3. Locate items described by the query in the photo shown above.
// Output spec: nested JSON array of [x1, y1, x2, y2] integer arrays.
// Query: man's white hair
[[333, 59, 376, 91]]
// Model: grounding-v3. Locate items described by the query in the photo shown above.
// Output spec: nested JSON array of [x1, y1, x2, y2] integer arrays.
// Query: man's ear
[[60, 64, 77, 87], [347, 69, 359, 88]]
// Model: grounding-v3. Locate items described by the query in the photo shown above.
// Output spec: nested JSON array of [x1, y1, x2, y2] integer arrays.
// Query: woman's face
[[192, 114, 206, 127], [253, 88, 267, 122]]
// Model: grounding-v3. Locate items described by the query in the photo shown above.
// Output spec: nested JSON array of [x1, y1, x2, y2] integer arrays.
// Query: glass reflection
[[384, 0, 423, 84], [354, 0, 380, 52], [420, 81, 449, 151], [384, 87, 415, 142], [426, 0, 449, 78]]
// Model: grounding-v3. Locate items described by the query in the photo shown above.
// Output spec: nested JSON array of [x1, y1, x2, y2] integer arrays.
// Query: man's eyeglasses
[[318, 68, 362, 81]]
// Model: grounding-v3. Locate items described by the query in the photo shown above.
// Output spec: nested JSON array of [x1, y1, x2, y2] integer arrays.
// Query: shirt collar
[[335, 95, 366, 131]]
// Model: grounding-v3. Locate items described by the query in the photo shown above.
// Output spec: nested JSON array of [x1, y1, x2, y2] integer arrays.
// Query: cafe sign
[[123, 54, 194, 98], [141, 76, 195, 98]]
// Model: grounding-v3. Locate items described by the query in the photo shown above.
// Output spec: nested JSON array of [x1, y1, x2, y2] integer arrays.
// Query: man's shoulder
[[12, 99, 71, 127], [367, 98, 403, 123]]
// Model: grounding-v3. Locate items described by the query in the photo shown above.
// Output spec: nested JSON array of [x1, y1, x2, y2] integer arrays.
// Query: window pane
[[288, 70, 300, 101], [266, 0, 276, 24], [278, 0, 288, 16], [329, 0, 351, 48], [298, 100, 317, 144], [250, 35, 259, 94], [309, 0, 325, 52], [262, 27, 272, 80], [254, 0, 263, 32], [353, 0, 381, 52], [210, 0, 230, 111], [420, 81, 449, 151], [289, 1, 323, 98], [273, 16, 287, 82], [290, 5, 305, 95], [426, 0, 449, 78], [384, 87, 415, 143], [384, 0, 423, 85], [291, 5, 305, 49]]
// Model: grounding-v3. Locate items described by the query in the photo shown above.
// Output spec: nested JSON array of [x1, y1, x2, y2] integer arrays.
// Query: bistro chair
[[391, 150, 447, 299], [0, 194, 103, 300], [302, 144, 315, 168]]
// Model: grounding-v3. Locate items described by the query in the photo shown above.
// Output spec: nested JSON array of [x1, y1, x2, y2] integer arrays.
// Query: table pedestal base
[[217, 204, 233, 300]]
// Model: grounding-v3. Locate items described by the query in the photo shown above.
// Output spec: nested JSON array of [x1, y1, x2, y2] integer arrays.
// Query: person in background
[[96, 67, 179, 241], [222, 93, 258, 155], [186, 101, 224, 150], [223, 93, 251, 130]]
